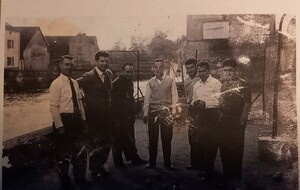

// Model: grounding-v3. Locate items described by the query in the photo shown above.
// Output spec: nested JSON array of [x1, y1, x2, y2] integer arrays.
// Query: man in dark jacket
[[218, 59, 251, 190], [111, 62, 147, 168], [77, 50, 112, 180]]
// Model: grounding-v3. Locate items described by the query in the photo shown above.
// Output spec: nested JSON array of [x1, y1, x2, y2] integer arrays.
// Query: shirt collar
[[155, 74, 166, 82], [60, 73, 70, 81], [199, 75, 212, 84], [95, 67, 104, 76]]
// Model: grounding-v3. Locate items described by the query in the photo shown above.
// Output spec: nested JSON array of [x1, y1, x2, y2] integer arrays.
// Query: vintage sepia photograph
[[1, 1, 298, 190]]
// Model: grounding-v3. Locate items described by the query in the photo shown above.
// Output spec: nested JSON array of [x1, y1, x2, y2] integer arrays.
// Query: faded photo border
[[0, 0, 299, 189]]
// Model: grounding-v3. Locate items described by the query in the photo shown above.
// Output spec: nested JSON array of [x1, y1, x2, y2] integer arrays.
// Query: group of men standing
[[183, 58, 251, 190], [50, 51, 146, 189], [49, 50, 251, 190]]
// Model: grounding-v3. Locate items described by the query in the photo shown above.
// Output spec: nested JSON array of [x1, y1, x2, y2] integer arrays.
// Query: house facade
[[46, 33, 99, 70], [5, 23, 21, 69], [69, 33, 99, 69], [15, 27, 49, 70]]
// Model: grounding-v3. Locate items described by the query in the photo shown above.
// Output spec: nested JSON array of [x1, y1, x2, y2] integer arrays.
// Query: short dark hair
[[60, 55, 73, 63], [121, 62, 134, 71], [197, 61, 210, 70], [184, 57, 196, 66], [221, 58, 237, 68], [95, 50, 110, 61]]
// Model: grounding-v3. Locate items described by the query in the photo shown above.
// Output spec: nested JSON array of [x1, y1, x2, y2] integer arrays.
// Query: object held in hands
[[193, 100, 206, 110]]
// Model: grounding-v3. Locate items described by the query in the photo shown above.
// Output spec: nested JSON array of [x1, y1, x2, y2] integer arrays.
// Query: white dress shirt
[[50, 73, 86, 127], [95, 67, 105, 82], [192, 75, 222, 108], [143, 74, 179, 116]]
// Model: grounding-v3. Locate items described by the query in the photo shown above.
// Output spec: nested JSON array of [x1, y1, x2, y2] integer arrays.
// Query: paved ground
[[3, 90, 297, 190], [3, 118, 297, 190]]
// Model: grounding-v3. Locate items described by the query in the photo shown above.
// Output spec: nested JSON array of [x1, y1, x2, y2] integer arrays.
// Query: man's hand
[[143, 116, 148, 124], [193, 100, 206, 110]]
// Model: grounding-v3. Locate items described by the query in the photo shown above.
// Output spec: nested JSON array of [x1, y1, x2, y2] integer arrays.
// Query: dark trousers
[[195, 108, 219, 175], [86, 114, 111, 176], [219, 121, 246, 182], [148, 113, 173, 165], [55, 113, 86, 187], [112, 119, 138, 164], [187, 121, 201, 168]]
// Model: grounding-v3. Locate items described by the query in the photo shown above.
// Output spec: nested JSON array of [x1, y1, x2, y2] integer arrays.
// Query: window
[[7, 57, 14, 67], [7, 40, 14, 49]]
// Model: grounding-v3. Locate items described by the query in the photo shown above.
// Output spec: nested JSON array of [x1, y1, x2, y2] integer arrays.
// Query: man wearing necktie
[[49, 55, 88, 188], [77, 50, 112, 180]]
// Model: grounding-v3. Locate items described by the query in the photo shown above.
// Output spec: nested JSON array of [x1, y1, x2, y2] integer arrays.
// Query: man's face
[[221, 66, 235, 81], [185, 64, 197, 78], [122, 65, 134, 80], [198, 66, 209, 82], [59, 58, 74, 77], [96, 56, 109, 72], [151, 61, 164, 78]]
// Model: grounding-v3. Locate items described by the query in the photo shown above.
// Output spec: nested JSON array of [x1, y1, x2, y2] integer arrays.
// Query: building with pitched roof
[[14, 26, 49, 70], [46, 33, 99, 69], [5, 23, 21, 69]]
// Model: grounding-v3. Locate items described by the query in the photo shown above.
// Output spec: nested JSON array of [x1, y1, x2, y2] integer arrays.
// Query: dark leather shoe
[[146, 164, 156, 169], [164, 164, 175, 171]]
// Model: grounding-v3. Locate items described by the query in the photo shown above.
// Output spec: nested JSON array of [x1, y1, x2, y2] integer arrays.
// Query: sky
[[5, 15, 186, 50], [4, 0, 190, 50], [3, 0, 298, 50]]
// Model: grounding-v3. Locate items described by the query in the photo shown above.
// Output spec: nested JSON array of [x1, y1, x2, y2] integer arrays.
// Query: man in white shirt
[[50, 55, 88, 188], [191, 61, 221, 181], [143, 59, 179, 170]]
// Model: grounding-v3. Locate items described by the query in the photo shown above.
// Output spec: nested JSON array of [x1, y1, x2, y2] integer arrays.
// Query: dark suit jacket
[[112, 76, 135, 124], [77, 68, 112, 130]]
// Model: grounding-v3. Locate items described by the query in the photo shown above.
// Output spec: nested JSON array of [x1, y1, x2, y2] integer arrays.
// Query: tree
[[129, 35, 149, 51], [147, 30, 177, 58], [111, 39, 127, 51]]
